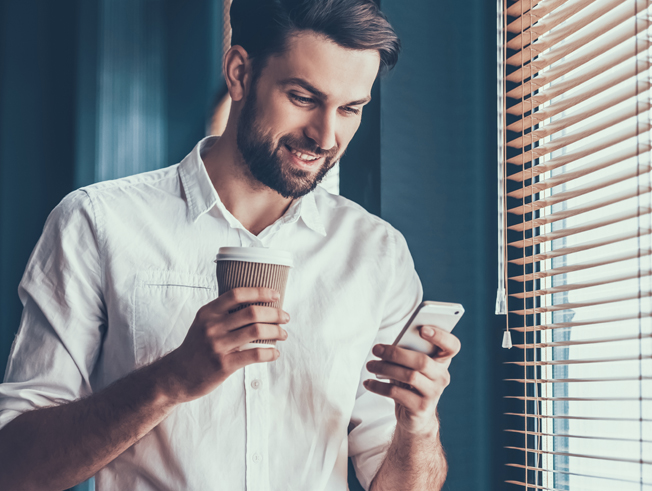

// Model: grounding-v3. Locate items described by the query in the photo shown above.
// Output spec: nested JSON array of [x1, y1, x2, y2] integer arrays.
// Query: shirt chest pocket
[[133, 271, 217, 366]]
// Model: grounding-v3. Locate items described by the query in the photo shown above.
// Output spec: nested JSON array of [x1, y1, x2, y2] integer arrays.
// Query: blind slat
[[507, 156, 650, 202], [505, 354, 647, 365], [506, 111, 651, 166], [506, 0, 571, 33], [508, 227, 650, 265], [507, 93, 651, 148], [507, 206, 651, 249], [506, 17, 650, 96], [506, 0, 548, 17], [509, 291, 652, 315], [504, 447, 652, 466], [508, 186, 651, 233], [513, 333, 651, 348], [506, 412, 652, 422], [510, 269, 652, 298], [506, 464, 652, 488], [504, 481, 566, 491], [506, 395, 652, 401], [509, 249, 652, 282], [511, 250, 652, 281], [506, 0, 639, 69], [506, 44, 650, 116], [509, 312, 645, 332], [505, 0, 599, 50], [505, 376, 652, 383], [507, 143, 650, 204]]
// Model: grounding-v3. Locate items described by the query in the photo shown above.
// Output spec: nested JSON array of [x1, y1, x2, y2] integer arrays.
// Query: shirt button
[[251, 379, 261, 390], [252, 452, 262, 464]]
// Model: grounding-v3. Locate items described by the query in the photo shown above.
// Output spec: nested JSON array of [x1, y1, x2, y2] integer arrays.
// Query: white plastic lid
[[215, 247, 293, 267]]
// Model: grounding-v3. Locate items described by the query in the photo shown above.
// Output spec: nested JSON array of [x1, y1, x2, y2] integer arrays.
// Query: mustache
[[279, 135, 338, 159]]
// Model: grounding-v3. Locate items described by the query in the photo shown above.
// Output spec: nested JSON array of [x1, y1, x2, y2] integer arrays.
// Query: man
[[0, 0, 460, 489]]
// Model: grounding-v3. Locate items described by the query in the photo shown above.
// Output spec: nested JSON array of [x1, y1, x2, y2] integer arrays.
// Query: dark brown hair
[[230, 0, 400, 78]]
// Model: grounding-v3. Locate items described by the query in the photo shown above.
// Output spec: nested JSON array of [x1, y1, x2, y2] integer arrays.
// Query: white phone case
[[393, 301, 463, 354], [376, 301, 464, 380]]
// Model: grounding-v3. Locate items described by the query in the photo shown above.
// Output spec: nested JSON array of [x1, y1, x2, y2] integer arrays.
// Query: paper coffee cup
[[215, 247, 293, 350]]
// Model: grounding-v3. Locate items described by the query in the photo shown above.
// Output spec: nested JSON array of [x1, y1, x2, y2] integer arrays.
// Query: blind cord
[[498, 0, 513, 351]]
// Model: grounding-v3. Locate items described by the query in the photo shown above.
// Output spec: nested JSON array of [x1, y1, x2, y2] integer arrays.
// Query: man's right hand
[[161, 287, 290, 404]]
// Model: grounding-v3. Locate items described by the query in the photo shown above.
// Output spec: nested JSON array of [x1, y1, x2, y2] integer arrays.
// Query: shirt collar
[[178, 136, 327, 236], [298, 191, 327, 236], [178, 136, 220, 223]]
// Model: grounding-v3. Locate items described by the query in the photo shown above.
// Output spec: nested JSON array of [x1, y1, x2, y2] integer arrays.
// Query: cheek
[[265, 92, 307, 128], [270, 109, 312, 143], [337, 119, 362, 148]]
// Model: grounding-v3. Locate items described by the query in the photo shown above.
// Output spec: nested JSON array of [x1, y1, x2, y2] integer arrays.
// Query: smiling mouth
[[285, 144, 321, 163]]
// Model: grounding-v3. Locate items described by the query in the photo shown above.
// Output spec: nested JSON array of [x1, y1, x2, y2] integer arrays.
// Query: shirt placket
[[239, 224, 274, 491], [232, 211, 296, 490], [244, 363, 270, 491]]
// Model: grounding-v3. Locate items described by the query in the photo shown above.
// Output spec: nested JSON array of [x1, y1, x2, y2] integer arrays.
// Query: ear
[[223, 45, 251, 103]]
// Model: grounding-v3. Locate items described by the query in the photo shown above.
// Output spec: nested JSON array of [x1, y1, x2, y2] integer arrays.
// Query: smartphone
[[376, 301, 464, 380]]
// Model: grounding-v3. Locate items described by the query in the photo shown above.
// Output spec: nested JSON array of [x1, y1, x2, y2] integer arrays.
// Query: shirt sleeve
[[348, 226, 423, 490], [0, 189, 106, 431]]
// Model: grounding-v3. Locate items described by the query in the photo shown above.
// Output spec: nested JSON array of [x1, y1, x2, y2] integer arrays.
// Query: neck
[[202, 125, 294, 236]]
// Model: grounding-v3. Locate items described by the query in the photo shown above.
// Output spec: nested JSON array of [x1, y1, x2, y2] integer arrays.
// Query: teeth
[[289, 147, 318, 162]]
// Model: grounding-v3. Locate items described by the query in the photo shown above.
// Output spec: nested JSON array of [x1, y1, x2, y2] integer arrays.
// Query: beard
[[236, 83, 339, 199]]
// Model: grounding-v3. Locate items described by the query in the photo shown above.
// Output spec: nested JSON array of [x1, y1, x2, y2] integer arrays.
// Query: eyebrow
[[279, 77, 372, 106]]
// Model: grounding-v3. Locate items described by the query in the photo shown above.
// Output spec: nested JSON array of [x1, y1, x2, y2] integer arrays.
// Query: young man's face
[[236, 30, 381, 199]]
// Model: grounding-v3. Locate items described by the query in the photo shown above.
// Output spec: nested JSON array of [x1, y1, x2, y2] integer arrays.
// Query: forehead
[[261, 30, 380, 102]]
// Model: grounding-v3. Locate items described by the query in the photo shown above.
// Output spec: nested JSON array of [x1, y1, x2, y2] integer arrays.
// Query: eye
[[289, 93, 314, 105], [341, 106, 361, 116]]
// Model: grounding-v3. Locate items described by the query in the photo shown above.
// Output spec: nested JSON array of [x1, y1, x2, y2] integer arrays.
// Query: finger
[[419, 326, 461, 362], [366, 360, 436, 398], [220, 322, 288, 352], [224, 304, 290, 332], [223, 347, 281, 373], [373, 344, 439, 381], [362, 379, 423, 409], [211, 287, 281, 313]]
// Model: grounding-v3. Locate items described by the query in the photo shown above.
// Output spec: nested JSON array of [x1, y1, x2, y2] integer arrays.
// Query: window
[[499, 0, 652, 489]]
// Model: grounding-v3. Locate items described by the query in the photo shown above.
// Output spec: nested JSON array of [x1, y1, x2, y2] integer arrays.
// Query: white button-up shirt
[[0, 137, 423, 491]]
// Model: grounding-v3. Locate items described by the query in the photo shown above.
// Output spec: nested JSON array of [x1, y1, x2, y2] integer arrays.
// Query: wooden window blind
[[500, 0, 652, 489]]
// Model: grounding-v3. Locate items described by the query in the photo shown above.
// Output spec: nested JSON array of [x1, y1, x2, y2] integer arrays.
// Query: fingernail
[[422, 326, 434, 337], [272, 290, 281, 300], [373, 345, 385, 356], [283, 312, 290, 322]]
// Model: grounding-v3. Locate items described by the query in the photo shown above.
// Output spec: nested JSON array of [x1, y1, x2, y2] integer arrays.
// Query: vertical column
[[96, 0, 167, 182], [0, 0, 77, 375]]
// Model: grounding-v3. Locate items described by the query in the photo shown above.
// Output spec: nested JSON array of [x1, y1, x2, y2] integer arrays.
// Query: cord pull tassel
[[502, 330, 513, 349]]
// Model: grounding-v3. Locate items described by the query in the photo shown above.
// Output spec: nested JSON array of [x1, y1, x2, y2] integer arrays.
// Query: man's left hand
[[363, 326, 461, 436]]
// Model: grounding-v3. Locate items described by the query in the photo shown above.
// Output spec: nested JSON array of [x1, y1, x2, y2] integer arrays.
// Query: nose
[[304, 108, 337, 152]]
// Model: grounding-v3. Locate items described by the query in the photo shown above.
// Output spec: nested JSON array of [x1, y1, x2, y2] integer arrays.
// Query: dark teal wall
[[165, 0, 222, 165], [339, 78, 381, 216], [377, 2, 505, 490], [0, 0, 220, 375], [0, 0, 78, 374], [0, 4, 220, 489]]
